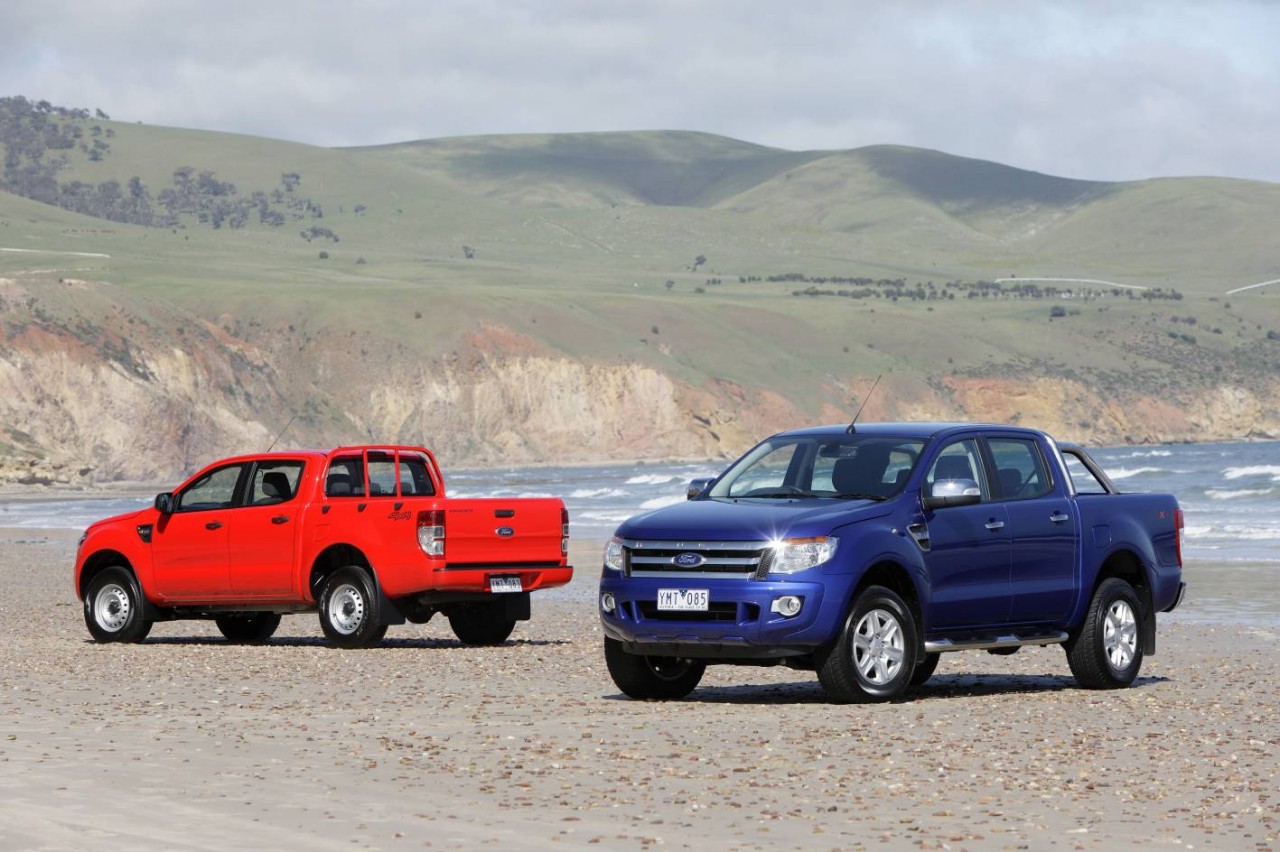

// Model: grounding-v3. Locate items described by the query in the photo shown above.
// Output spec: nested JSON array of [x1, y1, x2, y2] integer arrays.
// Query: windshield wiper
[[835, 492, 888, 502], [739, 491, 820, 499]]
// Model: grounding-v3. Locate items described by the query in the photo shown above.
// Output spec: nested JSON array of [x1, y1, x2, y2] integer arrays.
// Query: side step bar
[[925, 631, 1068, 654]]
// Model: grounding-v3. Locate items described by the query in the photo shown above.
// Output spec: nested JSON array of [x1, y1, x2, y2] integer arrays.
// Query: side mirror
[[687, 477, 714, 500], [154, 492, 175, 515], [922, 479, 982, 510]]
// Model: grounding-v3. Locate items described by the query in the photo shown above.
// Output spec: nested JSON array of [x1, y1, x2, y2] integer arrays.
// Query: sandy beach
[[1, 534, 1275, 851]]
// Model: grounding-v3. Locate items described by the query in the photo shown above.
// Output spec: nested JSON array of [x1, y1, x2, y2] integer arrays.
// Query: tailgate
[[445, 497, 566, 567]]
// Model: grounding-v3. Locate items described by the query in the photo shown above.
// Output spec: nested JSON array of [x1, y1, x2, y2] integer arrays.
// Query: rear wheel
[[84, 567, 152, 643], [318, 566, 385, 649], [448, 604, 517, 646], [604, 637, 706, 700], [1067, 577, 1144, 688], [216, 613, 282, 643], [817, 585, 918, 703]]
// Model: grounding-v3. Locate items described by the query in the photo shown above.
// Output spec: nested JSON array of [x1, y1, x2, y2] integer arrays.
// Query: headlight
[[603, 537, 625, 573], [770, 536, 838, 574]]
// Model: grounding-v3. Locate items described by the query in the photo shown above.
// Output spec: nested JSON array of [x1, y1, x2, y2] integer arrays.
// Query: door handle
[[985, 520, 1005, 531], [205, 521, 222, 530], [271, 516, 290, 525], [1049, 512, 1070, 524]]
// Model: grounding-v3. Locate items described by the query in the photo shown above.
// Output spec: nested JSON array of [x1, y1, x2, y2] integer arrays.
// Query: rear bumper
[[429, 563, 573, 594], [1162, 581, 1187, 613]]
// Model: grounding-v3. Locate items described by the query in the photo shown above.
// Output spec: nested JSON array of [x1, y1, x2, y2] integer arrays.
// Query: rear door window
[[987, 438, 1054, 500], [325, 456, 364, 497], [248, 460, 305, 505]]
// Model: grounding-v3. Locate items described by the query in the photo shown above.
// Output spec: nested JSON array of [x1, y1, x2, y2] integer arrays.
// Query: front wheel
[[604, 638, 706, 700], [84, 567, 152, 643], [910, 651, 941, 687], [1066, 577, 1144, 688], [318, 566, 385, 649], [817, 585, 919, 703], [216, 613, 282, 643]]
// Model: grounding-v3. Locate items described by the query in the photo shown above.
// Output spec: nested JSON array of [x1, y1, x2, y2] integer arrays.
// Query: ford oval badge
[[496, 526, 515, 538], [672, 552, 705, 568]]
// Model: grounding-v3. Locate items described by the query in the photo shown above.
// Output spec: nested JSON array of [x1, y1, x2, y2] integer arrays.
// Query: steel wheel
[[83, 566, 152, 643], [319, 566, 385, 649], [328, 583, 366, 635], [93, 582, 132, 632]]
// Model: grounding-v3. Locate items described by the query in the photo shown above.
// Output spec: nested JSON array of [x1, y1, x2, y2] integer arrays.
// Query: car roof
[[774, 422, 1047, 441]]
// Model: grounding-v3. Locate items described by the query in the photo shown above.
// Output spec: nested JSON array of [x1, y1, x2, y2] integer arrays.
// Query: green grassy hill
[[1, 102, 1278, 482]]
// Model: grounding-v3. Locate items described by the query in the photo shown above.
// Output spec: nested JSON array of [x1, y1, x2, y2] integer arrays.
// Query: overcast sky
[[5, 0, 1279, 183]]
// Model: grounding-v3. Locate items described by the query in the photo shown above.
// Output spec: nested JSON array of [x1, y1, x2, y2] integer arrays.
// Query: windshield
[[709, 435, 926, 500]]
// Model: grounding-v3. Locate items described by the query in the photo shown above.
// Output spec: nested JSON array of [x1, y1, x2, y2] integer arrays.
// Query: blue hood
[[615, 497, 891, 541]]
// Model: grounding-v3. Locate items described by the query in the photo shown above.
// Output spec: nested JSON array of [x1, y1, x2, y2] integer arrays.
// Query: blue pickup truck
[[599, 423, 1186, 702]]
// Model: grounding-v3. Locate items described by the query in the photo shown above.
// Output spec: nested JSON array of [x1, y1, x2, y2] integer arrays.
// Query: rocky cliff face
[[1, 285, 1276, 487]]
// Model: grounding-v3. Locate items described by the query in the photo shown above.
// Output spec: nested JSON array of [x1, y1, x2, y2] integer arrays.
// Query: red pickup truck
[[75, 445, 572, 648]]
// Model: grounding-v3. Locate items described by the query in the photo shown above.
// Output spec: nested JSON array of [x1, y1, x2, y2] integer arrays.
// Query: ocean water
[[4, 440, 1276, 623]]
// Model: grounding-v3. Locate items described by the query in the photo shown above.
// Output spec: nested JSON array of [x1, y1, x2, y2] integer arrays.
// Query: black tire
[[1066, 577, 1144, 688], [910, 651, 941, 687], [817, 585, 919, 703], [604, 637, 706, 700], [318, 566, 385, 649], [216, 613, 282, 643], [84, 566, 152, 643], [448, 604, 517, 646]]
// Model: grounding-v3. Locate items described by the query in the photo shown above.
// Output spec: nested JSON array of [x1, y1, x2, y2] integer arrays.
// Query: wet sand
[[1, 535, 1276, 850]]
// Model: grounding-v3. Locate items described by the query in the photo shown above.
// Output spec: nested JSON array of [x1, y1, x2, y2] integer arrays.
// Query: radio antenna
[[266, 415, 297, 452], [846, 374, 881, 434]]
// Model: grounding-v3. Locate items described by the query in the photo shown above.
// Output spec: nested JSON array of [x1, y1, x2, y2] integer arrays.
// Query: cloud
[[3, 0, 1279, 182]]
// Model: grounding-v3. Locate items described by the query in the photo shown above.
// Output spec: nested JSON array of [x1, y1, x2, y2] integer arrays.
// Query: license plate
[[490, 576, 523, 594], [657, 588, 709, 611]]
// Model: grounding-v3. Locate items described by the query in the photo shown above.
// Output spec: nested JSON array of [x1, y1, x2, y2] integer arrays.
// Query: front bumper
[[598, 573, 848, 658]]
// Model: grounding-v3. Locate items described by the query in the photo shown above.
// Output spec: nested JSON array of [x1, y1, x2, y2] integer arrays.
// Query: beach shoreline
[[3, 537, 1276, 850]]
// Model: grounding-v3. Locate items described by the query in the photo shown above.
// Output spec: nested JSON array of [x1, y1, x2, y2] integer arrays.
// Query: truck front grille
[[620, 539, 773, 579]]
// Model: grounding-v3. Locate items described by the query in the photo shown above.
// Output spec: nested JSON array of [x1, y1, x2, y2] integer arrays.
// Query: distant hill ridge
[[1, 97, 1278, 483], [350, 130, 1115, 211]]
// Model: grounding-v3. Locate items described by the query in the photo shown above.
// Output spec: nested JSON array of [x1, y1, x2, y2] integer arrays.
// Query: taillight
[[561, 507, 570, 557], [1174, 507, 1184, 568], [417, 509, 445, 557]]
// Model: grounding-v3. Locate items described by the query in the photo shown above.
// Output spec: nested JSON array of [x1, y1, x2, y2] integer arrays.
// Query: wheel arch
[[309, 543, 373, 600], [852, 559, 925, 649], [78, 549, 135, 600], [1091, 548, 1157, 654]]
